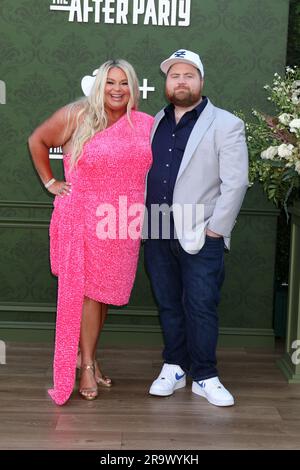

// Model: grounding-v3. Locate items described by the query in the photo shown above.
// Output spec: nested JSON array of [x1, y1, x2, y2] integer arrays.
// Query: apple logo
[[81, 69, 98, 96]]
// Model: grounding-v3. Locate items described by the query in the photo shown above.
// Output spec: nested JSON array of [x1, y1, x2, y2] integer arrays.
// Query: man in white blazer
[[144, 50, 249, 407]]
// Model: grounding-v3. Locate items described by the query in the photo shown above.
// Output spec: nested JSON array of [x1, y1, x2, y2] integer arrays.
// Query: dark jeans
[[144, 237, 225, 381]]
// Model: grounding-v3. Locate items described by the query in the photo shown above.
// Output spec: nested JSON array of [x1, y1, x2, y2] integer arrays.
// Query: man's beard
[[166, 87, 201, 107]]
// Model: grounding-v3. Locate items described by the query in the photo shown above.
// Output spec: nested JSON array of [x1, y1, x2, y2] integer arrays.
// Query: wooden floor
[[0, 341, 300, 450]]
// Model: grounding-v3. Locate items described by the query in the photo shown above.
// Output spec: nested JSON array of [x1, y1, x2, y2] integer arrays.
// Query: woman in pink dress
[[28, 60, 154, 405]]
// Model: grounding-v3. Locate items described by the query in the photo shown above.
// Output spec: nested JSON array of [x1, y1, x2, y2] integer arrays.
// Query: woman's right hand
[[47, 180, 72, 197]]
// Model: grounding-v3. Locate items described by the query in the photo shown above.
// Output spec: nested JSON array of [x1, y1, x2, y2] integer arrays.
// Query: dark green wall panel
[[0, 0, 289, 345]]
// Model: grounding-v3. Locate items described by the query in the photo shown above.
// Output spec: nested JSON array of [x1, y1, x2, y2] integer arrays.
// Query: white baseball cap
[[160, 49, 204, 77]]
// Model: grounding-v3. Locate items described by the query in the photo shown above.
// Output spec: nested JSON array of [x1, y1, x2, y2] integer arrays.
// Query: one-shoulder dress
[[48, 111, 154, 405]]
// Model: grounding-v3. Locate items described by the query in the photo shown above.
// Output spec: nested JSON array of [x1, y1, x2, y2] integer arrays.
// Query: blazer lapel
[[176, 99, 216, 182]]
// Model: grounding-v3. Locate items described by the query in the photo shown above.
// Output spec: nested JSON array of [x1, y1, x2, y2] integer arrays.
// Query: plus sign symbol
[[139, 78, 155, 100]]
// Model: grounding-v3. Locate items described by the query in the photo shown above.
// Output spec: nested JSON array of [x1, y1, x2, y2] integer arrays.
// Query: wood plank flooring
[[0, 342, 300, 450]]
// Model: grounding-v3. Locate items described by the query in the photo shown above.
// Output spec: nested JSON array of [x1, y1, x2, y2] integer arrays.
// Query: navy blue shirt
[[146, 97, 208, 239]]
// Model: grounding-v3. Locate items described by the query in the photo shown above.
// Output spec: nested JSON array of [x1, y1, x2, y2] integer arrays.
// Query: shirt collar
[[164, 96, 208, 118]]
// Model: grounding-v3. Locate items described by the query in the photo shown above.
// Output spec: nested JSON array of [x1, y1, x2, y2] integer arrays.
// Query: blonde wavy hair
[[68, 59, 140, 170]]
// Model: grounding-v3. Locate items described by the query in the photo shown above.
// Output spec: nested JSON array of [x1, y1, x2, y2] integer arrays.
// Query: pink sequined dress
[[48, 111, 154, 405]]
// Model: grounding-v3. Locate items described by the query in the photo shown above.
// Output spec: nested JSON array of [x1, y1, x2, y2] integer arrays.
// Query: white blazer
[[148, 98, 249, 254]]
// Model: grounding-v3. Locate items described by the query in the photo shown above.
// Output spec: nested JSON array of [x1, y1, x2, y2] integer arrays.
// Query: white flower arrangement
[[242, 66, 300, 209]]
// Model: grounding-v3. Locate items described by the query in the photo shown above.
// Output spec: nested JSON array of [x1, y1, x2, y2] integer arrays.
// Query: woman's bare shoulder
[[64, 99, 86, 122]]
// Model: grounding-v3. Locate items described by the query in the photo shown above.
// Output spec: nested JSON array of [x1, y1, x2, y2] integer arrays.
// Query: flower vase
[[278, 200, 300, 382]]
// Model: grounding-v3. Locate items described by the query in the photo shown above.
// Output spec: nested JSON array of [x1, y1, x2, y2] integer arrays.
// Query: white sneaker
[[192, 377, 234, 407], [149, 363, 186, 396]]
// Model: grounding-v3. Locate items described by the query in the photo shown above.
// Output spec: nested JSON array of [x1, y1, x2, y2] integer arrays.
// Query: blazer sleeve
[[207, 118, 249, 237]]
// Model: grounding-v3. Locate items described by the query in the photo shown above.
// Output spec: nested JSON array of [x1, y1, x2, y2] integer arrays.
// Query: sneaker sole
[[149, 378, 186, 396], [192, 382, 234, 407]]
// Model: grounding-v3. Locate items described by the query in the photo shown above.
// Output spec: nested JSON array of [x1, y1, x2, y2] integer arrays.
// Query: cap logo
[[174, 50, 186, 58]]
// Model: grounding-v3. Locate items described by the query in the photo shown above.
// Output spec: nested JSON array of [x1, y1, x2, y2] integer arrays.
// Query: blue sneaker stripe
[[175, 372, 185, 381]]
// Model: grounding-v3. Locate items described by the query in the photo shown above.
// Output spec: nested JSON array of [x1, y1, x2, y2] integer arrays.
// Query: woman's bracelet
[[44, 178, 56, 189]]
